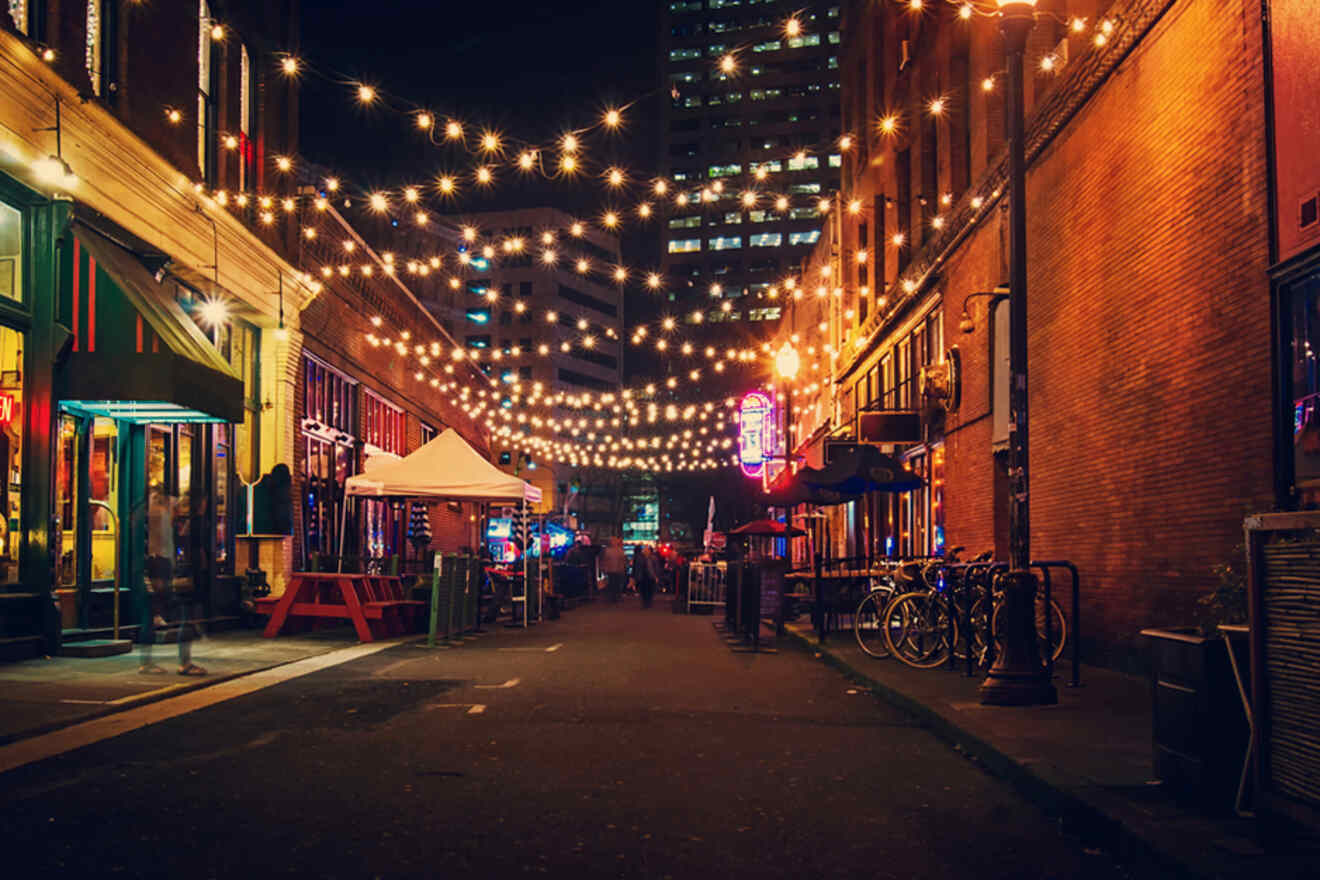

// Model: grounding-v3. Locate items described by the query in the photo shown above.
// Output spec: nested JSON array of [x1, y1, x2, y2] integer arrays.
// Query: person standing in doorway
[[599, 536, 627, 603], [632, 544, 660, 609]]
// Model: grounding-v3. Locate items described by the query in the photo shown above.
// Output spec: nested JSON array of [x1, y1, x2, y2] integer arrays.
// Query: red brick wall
[[1022, 0, 1272, 668], [832, 0, 1274, 670]]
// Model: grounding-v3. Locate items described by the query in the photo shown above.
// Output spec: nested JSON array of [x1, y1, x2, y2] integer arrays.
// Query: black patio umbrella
[[759, 465, 860, 507], [802, 445, 924, 495]]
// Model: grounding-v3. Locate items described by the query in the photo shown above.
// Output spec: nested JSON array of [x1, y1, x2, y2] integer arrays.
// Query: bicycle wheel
[[953, 594, 992, 666], [883, 592, 958, 669], [990, 596, 1067, 662], [853, 588, 899, 659]]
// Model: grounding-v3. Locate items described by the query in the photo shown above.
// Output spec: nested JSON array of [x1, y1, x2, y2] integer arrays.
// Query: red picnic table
[[257, 572, 426, 642]]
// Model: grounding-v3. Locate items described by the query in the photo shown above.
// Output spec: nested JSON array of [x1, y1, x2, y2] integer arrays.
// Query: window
[[787, 154, 820, 171], [788, 182, 821, 194], [466, 335, 491, 348], [302, 356, 356, 433], [828, 31, 841, 44], [420, 422, 438, 444], [465, 308, 491, 324], [749, 88, 782, 101], [748, 210, 779, 224], [721, 212, 743, 225], [828, 154, 842, 168], [85, 0, 103, 95], [0, 326, 23, 583], [752, 40, 781, 53], [7, 0, 28, 33], [787, 34, 820, 48], [668, 238, 701, 254], [788, 230, 821, 246], [749, 233, 782, 247], [789, 206, 820, 220], [668, 215, 701, 229], [708, 163, 742, 179], [361, 391, 405, 455], [669, 71, 699, 84], [708, 236, 742, 251], [669, 0, 701, 11], [748, 308, 782, 321], [0, 202, 21, 303], [669, 47, 701, 61], [197, 0, 214, 181], [239, 44, 253, 190]]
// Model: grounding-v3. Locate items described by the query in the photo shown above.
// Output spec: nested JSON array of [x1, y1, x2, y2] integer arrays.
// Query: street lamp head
[[775, 343, 801, 380], [959, 310, 977, 334], [997, 0, 1038, 46]]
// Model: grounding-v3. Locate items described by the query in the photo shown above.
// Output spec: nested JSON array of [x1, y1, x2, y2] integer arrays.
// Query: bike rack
[[1032, 560, 1081, 688], [922, 558, 1080, 687]]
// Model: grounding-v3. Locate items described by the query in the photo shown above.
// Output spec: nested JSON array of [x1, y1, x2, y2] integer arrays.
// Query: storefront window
[[0, 201, 21, 302], [90, 417, 118, 584], [1291, 270, 1320, 503], [302, 356, 357, 565], [0, 326, 22, 584], [56, 414, 79, 589], [214, 424, 230, 570]]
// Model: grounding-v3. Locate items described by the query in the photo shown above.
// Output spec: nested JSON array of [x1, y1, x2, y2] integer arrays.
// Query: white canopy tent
[[340, 428, 542, 626]]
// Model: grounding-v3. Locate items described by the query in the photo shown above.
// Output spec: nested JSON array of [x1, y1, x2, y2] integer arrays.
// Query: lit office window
[[668, 239, 702, 254], [708, 236, 742, 251], [750, 233, 783, 248]]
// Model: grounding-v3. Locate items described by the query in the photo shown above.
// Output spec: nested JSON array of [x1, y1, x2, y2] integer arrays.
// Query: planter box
[[1141, 627, 1249, 813]]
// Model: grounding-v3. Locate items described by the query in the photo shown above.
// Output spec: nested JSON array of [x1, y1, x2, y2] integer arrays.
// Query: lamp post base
[[979, 568, 1057, 706]]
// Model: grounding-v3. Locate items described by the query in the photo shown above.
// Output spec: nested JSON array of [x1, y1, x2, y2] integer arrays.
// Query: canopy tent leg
[[336, 495, 351, 573]]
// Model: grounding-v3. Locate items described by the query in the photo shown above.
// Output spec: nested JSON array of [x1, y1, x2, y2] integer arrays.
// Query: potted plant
[[1140, 551, 1249, 813]]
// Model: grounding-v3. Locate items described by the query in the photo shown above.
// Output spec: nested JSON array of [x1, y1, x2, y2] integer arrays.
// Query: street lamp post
[[980, 0, 1056, 706]]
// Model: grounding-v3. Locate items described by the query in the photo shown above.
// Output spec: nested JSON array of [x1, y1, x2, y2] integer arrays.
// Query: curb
[[777, 623, 1198, 879]]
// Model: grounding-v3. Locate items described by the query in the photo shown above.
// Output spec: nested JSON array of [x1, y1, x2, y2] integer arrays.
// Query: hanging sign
[[738, 391, 774, 478]]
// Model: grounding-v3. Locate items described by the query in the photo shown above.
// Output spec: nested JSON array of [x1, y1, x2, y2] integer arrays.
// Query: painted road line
[[0, 638, 408, 777], [423, 703, 486, 715], [497, 643, 564, 653], [545, 643, 563, 653], [108, 683, 188, 705], [474, 677, 520, 690], [58, 699, 108, 705]]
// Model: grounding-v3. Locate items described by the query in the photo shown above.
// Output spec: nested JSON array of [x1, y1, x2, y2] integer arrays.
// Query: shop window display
[[0, 326, 21, 584]]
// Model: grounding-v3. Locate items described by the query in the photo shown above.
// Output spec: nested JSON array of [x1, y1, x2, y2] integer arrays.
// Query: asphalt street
[[0, 599, 1146, 879]]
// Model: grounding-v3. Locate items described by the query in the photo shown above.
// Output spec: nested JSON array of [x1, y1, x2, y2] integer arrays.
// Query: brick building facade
[[0, 0, 488, 658], [772, 0, 1277, 670]]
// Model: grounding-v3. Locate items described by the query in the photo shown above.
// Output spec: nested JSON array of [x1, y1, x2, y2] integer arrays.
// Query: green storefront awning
[[61, 223, 245, 424]]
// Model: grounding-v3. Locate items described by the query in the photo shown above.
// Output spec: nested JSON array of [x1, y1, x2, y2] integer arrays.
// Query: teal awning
[[60, 401, 228, 425]]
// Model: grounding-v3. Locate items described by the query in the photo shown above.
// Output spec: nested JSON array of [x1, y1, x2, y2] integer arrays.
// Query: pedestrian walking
[[139, 485, 206, 676], [599, 536, 628, 602], [632, 544, 660, 609]]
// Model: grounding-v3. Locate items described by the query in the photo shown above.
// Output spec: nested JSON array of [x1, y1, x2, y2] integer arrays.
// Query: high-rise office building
[[658, 0, 842, 335], [417, 206, 624, 512]]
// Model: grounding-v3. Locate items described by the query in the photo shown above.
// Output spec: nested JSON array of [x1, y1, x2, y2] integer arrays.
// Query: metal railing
[[686, 561, 727, 613]]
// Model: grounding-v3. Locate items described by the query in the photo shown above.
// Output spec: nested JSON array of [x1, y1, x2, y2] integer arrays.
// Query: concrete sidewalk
[[0, 625, 367, 745], [778, 620, 1318, 880]]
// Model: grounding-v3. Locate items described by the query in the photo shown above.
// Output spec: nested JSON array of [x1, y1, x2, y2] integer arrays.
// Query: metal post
[[980, 1, 1055, 706]]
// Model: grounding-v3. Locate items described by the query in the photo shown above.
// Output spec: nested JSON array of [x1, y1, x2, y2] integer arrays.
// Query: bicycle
[[881, 548, 980, 668], [852, 558, 923, 659]]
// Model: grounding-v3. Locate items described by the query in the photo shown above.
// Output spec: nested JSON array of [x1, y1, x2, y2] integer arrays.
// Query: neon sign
[[0, 393, 13, 426], [738, 391, 774, 478]]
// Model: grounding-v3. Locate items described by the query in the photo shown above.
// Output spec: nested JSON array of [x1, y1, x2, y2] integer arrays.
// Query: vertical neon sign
[[738, 391, 773, 478]]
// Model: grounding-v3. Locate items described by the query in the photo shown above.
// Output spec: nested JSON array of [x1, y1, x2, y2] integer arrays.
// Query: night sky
[[299, 0, 663, 218]]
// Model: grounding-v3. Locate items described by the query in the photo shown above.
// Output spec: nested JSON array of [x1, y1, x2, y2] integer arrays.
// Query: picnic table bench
[[254, 572, 426, 642]]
